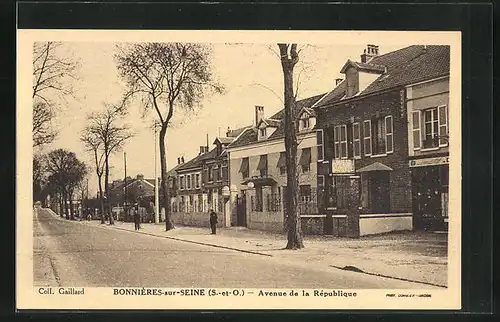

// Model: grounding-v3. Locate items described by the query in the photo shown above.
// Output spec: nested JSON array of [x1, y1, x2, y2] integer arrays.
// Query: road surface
[[33, 208, 434, 289]]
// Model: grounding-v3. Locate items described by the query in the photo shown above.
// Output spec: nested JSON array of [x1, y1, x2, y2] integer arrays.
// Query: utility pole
[[154, 124, 160, 224], [124, 152, 128, 222]]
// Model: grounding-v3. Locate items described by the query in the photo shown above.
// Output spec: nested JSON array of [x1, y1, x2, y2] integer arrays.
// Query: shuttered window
[[385, 115, 394, 153], [438, 105, 448, 147], [352, 122, 361, 158], [363, 120, 372, 156], [412, 110, 421, 150]]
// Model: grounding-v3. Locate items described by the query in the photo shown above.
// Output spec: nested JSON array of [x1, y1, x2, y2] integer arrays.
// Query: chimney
[[136, 174, 144, 180], [226, 126, 231, 137], [181, 156, 184, 163], [177, 157, 181, 165], [255, 105, 264, 126], [360, 44, 379, 63], [335, 78, 343, 86]]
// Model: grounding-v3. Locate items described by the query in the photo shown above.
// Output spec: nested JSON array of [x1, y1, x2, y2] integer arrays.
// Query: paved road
[[34, 208, 434, 289]]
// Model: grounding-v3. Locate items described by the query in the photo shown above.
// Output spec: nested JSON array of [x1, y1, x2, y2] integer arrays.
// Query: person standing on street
[[209, 209, 218, 235], [134, 206, 141, 230]]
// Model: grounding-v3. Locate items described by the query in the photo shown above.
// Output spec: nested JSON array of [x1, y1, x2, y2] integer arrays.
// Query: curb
[[88, 222, 273, 257], [330, 265, 447, 288]]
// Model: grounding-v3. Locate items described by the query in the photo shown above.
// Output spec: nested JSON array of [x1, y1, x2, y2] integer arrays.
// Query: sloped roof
[[358, 162, 393, 172], [316, 45, 450, 108], [214, 137, 233, 145], [260, 118, 281, 128], [226, 126, 248, 138], [228, 93, 326, 148], [340, 59, 386, 73]]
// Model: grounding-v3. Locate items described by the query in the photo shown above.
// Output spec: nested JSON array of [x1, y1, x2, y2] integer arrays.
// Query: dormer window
[[260, 128, 267, 138], [302, 118, 310, 129]]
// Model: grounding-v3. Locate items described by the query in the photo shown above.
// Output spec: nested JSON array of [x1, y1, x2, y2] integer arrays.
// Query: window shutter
[[347, 123, 353, 158], [333, 126, 340, 159], [222, 166, 228, 181], [385, 115, 394, 153], [438, 105, 448, 146], [203, 169, 208, 183], [363, 120, 372, 156], [412, 111, 421, 149]]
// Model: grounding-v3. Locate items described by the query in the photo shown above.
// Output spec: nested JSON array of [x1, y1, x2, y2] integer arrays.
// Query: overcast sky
[[35, 40, 417, 195]]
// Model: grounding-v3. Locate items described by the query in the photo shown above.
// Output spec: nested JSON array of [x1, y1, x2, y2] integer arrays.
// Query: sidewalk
[[78, 218, 448, 287]]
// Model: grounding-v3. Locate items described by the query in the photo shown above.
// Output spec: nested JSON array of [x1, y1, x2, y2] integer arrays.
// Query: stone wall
[[247, 211, 284, 233], [300, 215, 325, 235], [171, 211, 224, 228]]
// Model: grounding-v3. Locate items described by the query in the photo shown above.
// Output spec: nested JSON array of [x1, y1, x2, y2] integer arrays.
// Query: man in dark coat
[[134, 206, 141, 230], [209, 210, 218, 235]]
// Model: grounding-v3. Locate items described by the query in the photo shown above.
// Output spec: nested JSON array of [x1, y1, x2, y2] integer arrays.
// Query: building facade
[[315, 44, 450, 236], [171, 128, 248, 227], [226, 94, 326, 233], [406, 76, 450, 231]]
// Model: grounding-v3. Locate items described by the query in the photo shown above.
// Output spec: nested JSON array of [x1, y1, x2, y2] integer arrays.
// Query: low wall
[[359, 213, 413, 236], [300, 215, 325, 235], [247, 211, 284, 233], [171, 212, 224, 228]]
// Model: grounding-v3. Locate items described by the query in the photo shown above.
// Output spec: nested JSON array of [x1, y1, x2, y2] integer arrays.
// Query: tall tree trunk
[[279, 44, 304, 250], [98, 176, 105, 224], [105, 151, 114, 225], [59, 190, 63, 217], [159, 125, 174, 230], [69, 191, 74, 220], [63, 190, 69, 220]]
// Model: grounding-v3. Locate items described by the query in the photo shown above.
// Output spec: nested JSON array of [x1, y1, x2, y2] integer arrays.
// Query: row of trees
[[32, 41, 305, 249]]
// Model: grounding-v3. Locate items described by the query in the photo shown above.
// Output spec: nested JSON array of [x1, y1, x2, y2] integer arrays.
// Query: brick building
[[314, 44, 450, 236]]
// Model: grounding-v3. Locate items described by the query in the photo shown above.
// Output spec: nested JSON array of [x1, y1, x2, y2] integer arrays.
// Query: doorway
[[236, 191, 247, 226]]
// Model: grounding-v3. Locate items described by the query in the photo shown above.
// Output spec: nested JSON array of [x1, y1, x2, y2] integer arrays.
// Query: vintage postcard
[[17, 30, 461, 310]]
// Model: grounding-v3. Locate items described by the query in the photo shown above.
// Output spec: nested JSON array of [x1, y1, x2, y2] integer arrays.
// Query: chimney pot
[[360, 44, 379, 63], [177, 157, 181, 165], [181, 156, 184, 163], [255, 105, 265, 126], [335, 78, 343, 86]]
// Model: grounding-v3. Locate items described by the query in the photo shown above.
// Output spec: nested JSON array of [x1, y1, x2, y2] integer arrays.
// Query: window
[[239, 157, 249, 179], [334, 125, 348, 159], [186, 175, 191, 189], [316, 129, 324, 161], [218, 165, 223, 181], [195, 173, 200, 188], [372, 117, 386, 155], [221, 163, 228, 181], [208, 166, 213, 181], [412, 110, 421, 150], [385, 115, 393, 153], [438, 105, 448, 147], [299, 148, 311, 173], [179, 176, 185, 190], [363, 120, 372, 156], [277, 152, 286, 175], [260, 128, 267, 138], [423, 107, 439, 149], [257, 155, 268, 177], [302, 118, 310, 129], [352, 122, 361, 158], [213, 165, 219, 182]]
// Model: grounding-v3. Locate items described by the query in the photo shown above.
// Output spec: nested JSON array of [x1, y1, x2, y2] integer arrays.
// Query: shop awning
[[357, 162, 393, 172], [256, 155, 268, 170], [276, 152, 286, 168], [238, 158, 249, 173], [298, 148, 312, 166]]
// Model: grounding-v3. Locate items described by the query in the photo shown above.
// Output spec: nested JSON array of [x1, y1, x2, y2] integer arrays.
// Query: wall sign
[[409, 156, 449, 168], [331, 159, 355, 174]]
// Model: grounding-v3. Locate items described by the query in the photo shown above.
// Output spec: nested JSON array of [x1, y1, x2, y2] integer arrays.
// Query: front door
[[370, 172, 390, 213], [236, 191, 247, 226], [412, 166, 444, 230]]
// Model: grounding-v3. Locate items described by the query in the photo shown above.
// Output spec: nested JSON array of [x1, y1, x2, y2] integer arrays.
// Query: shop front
[[409, 155, 449, 231]]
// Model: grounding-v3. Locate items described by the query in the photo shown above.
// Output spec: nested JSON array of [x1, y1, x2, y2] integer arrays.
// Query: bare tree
[[80, 103, 134, 225], [32, 41, 78, 147], [278, 44, 304, 249], [115, 42, 224, 231]]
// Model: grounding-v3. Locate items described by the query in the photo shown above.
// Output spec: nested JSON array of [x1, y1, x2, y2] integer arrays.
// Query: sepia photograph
[[17, 30, 461, 310]]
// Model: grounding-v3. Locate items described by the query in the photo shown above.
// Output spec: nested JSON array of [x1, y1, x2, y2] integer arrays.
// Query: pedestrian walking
[[209, 209, 218, 235], [134, 207, 141, 230]]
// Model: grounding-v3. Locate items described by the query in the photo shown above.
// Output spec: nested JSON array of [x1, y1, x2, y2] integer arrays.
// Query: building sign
[[409, 156, 449, 168], [331, 159, 355, 174]]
